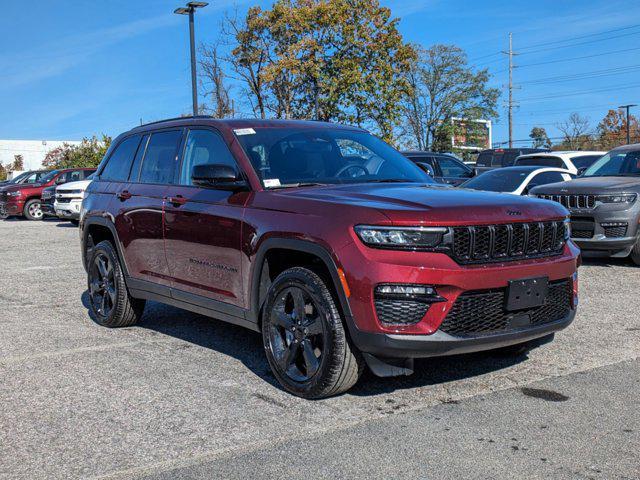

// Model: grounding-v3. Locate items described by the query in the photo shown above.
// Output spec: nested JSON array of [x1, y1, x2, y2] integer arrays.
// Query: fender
[[249, 238, 357, 335]]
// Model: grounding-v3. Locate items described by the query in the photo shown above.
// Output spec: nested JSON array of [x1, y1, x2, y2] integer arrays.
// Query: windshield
[[583, 150, 640, 177], [234, 127, 432, 187], [462, 169, 530, 192], [7, 171, 31, 184], [38, 170, 60, 184]]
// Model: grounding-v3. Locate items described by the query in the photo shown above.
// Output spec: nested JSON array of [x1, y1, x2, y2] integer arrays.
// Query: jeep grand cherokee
[[80, 117, 579, 398]]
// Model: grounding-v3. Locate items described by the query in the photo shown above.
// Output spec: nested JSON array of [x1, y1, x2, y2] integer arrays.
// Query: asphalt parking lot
[[1, 219, 639, 479]]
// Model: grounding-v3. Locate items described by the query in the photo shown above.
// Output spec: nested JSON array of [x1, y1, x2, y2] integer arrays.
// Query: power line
[[517, 24, 640, 50], [518, 82, 640, 103], [519, 64, 640, 86], [517, 29, 640, 56], [515, 46, 640, 70]]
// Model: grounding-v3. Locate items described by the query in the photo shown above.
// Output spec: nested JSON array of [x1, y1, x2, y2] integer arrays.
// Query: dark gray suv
[[531, 144, 640, 264]]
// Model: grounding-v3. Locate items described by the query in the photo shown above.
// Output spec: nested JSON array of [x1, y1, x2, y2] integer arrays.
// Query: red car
[[81, 117, 579, 398], [0, 168, 95, 220]]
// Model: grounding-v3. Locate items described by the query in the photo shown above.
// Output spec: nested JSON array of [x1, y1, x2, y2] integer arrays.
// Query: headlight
[[7, 191, 22, 197], [354, 225, 449, 249], [564, 218, 571, 240], [596, 194, 636, 204]]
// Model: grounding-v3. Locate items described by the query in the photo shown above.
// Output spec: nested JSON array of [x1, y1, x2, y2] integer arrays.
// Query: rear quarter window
[[101, 135, 142, 181]]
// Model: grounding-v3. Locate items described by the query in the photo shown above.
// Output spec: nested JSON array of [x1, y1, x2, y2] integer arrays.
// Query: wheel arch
[[250, 239, 355, 333], [82, 217, 128, 276]]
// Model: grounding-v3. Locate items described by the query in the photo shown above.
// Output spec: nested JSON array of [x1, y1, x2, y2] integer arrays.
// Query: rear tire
[[87, 240, 145, 327], [262, 267, 363, 399], [23, 199, 43, 221], [630, 237, 640, 266]]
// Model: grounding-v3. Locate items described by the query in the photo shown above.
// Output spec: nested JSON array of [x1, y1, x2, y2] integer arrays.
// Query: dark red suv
[[81, 117, 579, 398], [0, 168, 95, 220]]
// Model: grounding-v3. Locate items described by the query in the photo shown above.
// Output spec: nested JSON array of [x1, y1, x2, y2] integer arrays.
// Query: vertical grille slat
[[540, 194, 597, 210], [451, 221, 565, 264]]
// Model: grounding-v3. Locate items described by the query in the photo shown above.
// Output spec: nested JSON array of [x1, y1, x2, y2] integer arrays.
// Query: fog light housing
[[374, 284, 445, 325]]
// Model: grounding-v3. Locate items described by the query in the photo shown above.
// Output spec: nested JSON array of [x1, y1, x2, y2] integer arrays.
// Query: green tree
[[215, 0, 415, 143], [42, 135, 111, 169], [529, 126, 551, 148], [0, 163, 7, 181], [402, 45, 500, 151]]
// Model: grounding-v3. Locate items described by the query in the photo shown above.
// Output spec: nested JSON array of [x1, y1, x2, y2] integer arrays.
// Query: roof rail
[[134, 115, 213, 128]]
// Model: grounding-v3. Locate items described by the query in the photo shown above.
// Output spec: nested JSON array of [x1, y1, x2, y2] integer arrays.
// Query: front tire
[[262, 267, 363, 399], [23, 199, 43, 220], [630, 237, 640, 266], [87, 240, 145, 327]]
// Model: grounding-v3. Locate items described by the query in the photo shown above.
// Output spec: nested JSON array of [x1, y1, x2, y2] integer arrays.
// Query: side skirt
[[127, 277, 260, 332]]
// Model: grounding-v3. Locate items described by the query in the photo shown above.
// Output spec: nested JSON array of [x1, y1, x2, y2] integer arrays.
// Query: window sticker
[[264, 178, 281, 188], [234, 128, 256, 136]]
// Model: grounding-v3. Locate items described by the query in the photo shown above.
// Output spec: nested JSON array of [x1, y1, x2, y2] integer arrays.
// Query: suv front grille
[[538, 194, 596, 209], [452, 221, 565, 264], [603, 224, 628, 238], [439, 280, 571, 337]]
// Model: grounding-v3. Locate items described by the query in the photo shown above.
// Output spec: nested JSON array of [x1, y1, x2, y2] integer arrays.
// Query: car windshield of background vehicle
[[571, 155, 602, 169], [7, 171, 31, 184], [583, 150, 640, 177], [462, 169, 529, 192], [38, 170, 60, 184], [515, 156, 563, 168], [234, 128, 433, 187]]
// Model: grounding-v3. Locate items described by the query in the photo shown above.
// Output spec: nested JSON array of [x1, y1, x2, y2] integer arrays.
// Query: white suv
[[54, 177, 93, 224], [514, 151, 604, 175]]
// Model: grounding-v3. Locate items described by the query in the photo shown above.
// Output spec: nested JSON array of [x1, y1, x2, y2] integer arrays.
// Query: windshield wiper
[[267, 182, 328, 189], [364, 179, 413, 183]]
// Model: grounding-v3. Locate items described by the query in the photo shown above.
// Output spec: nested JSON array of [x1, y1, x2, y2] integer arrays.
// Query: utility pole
[[618, 104, 637, 144], [502, 33, 518, 148], [174, 2, 208, 116]]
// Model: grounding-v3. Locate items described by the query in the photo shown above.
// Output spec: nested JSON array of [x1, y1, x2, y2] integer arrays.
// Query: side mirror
[[192, 164, 248, 190], [418, 163, 435, 177]]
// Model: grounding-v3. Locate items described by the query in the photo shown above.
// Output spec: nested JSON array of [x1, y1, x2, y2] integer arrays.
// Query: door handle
[[116, 190, 132, 201], [165, 195, 187, 207]]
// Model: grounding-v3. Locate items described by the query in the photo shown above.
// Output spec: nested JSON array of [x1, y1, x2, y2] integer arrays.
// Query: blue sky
[[2, 0, 640, 146]]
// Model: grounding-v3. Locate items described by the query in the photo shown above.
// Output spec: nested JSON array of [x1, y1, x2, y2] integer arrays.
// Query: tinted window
[[236, 128, 431, 187], [516, 156, 564, 168], [462, 169, 530, 192], [101, 135, 142, 181], [39, 170, 61, 184], [571, 154, 602, 169], [584, 150, 640, 177], [438, 156, 470, 177], [180, 129, 237, 185], [502, 151, 520, 166], [128, 134, 149, 181], [530, 171, 566, 187], [476, 152, 493, 167], [139, 130, 182, 184]]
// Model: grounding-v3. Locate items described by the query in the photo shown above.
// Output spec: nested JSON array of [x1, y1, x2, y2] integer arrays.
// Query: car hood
[[272, 183, 567, 224], [57, 179, 92, 191], [530, 176, 640, 195]]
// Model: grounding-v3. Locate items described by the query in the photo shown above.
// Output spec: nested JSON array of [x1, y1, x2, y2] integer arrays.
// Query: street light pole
[[175, 2, 208, 116], [618, 104, 637, 145]]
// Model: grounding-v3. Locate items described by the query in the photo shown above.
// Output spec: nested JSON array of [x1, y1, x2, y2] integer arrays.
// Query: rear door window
[[530, 171, 566, 187], [101, 135, 143, 181], [476, 151, 493, 167], [437, 156, 469, 177], [138, 130, 183, 185]]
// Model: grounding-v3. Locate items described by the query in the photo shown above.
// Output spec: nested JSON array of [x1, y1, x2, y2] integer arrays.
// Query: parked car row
[[0, 168, 95, 221]]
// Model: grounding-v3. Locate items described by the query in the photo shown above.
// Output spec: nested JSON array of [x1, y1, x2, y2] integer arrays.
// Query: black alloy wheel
[[267, 286, 326, 382], [262, 267, 363, 399], [89, 252, 117, 319]]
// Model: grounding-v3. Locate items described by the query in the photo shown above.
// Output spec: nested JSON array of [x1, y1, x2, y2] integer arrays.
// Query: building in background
[[451, 118, 492, 152], [0, 140, 81, 171]]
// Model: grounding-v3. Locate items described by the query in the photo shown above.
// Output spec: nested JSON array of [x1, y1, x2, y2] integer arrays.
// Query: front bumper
[[0, 200, 24, 216], [351, 310, 575, 358], [54, 199, 82, 220]]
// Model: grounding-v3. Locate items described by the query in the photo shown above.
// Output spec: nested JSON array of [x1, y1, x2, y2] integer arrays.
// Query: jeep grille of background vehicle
[[452, 221, 565, 264], [538, 194, 596, 209], [374, 299, 430, 325], [439, 279, 571, 337]]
